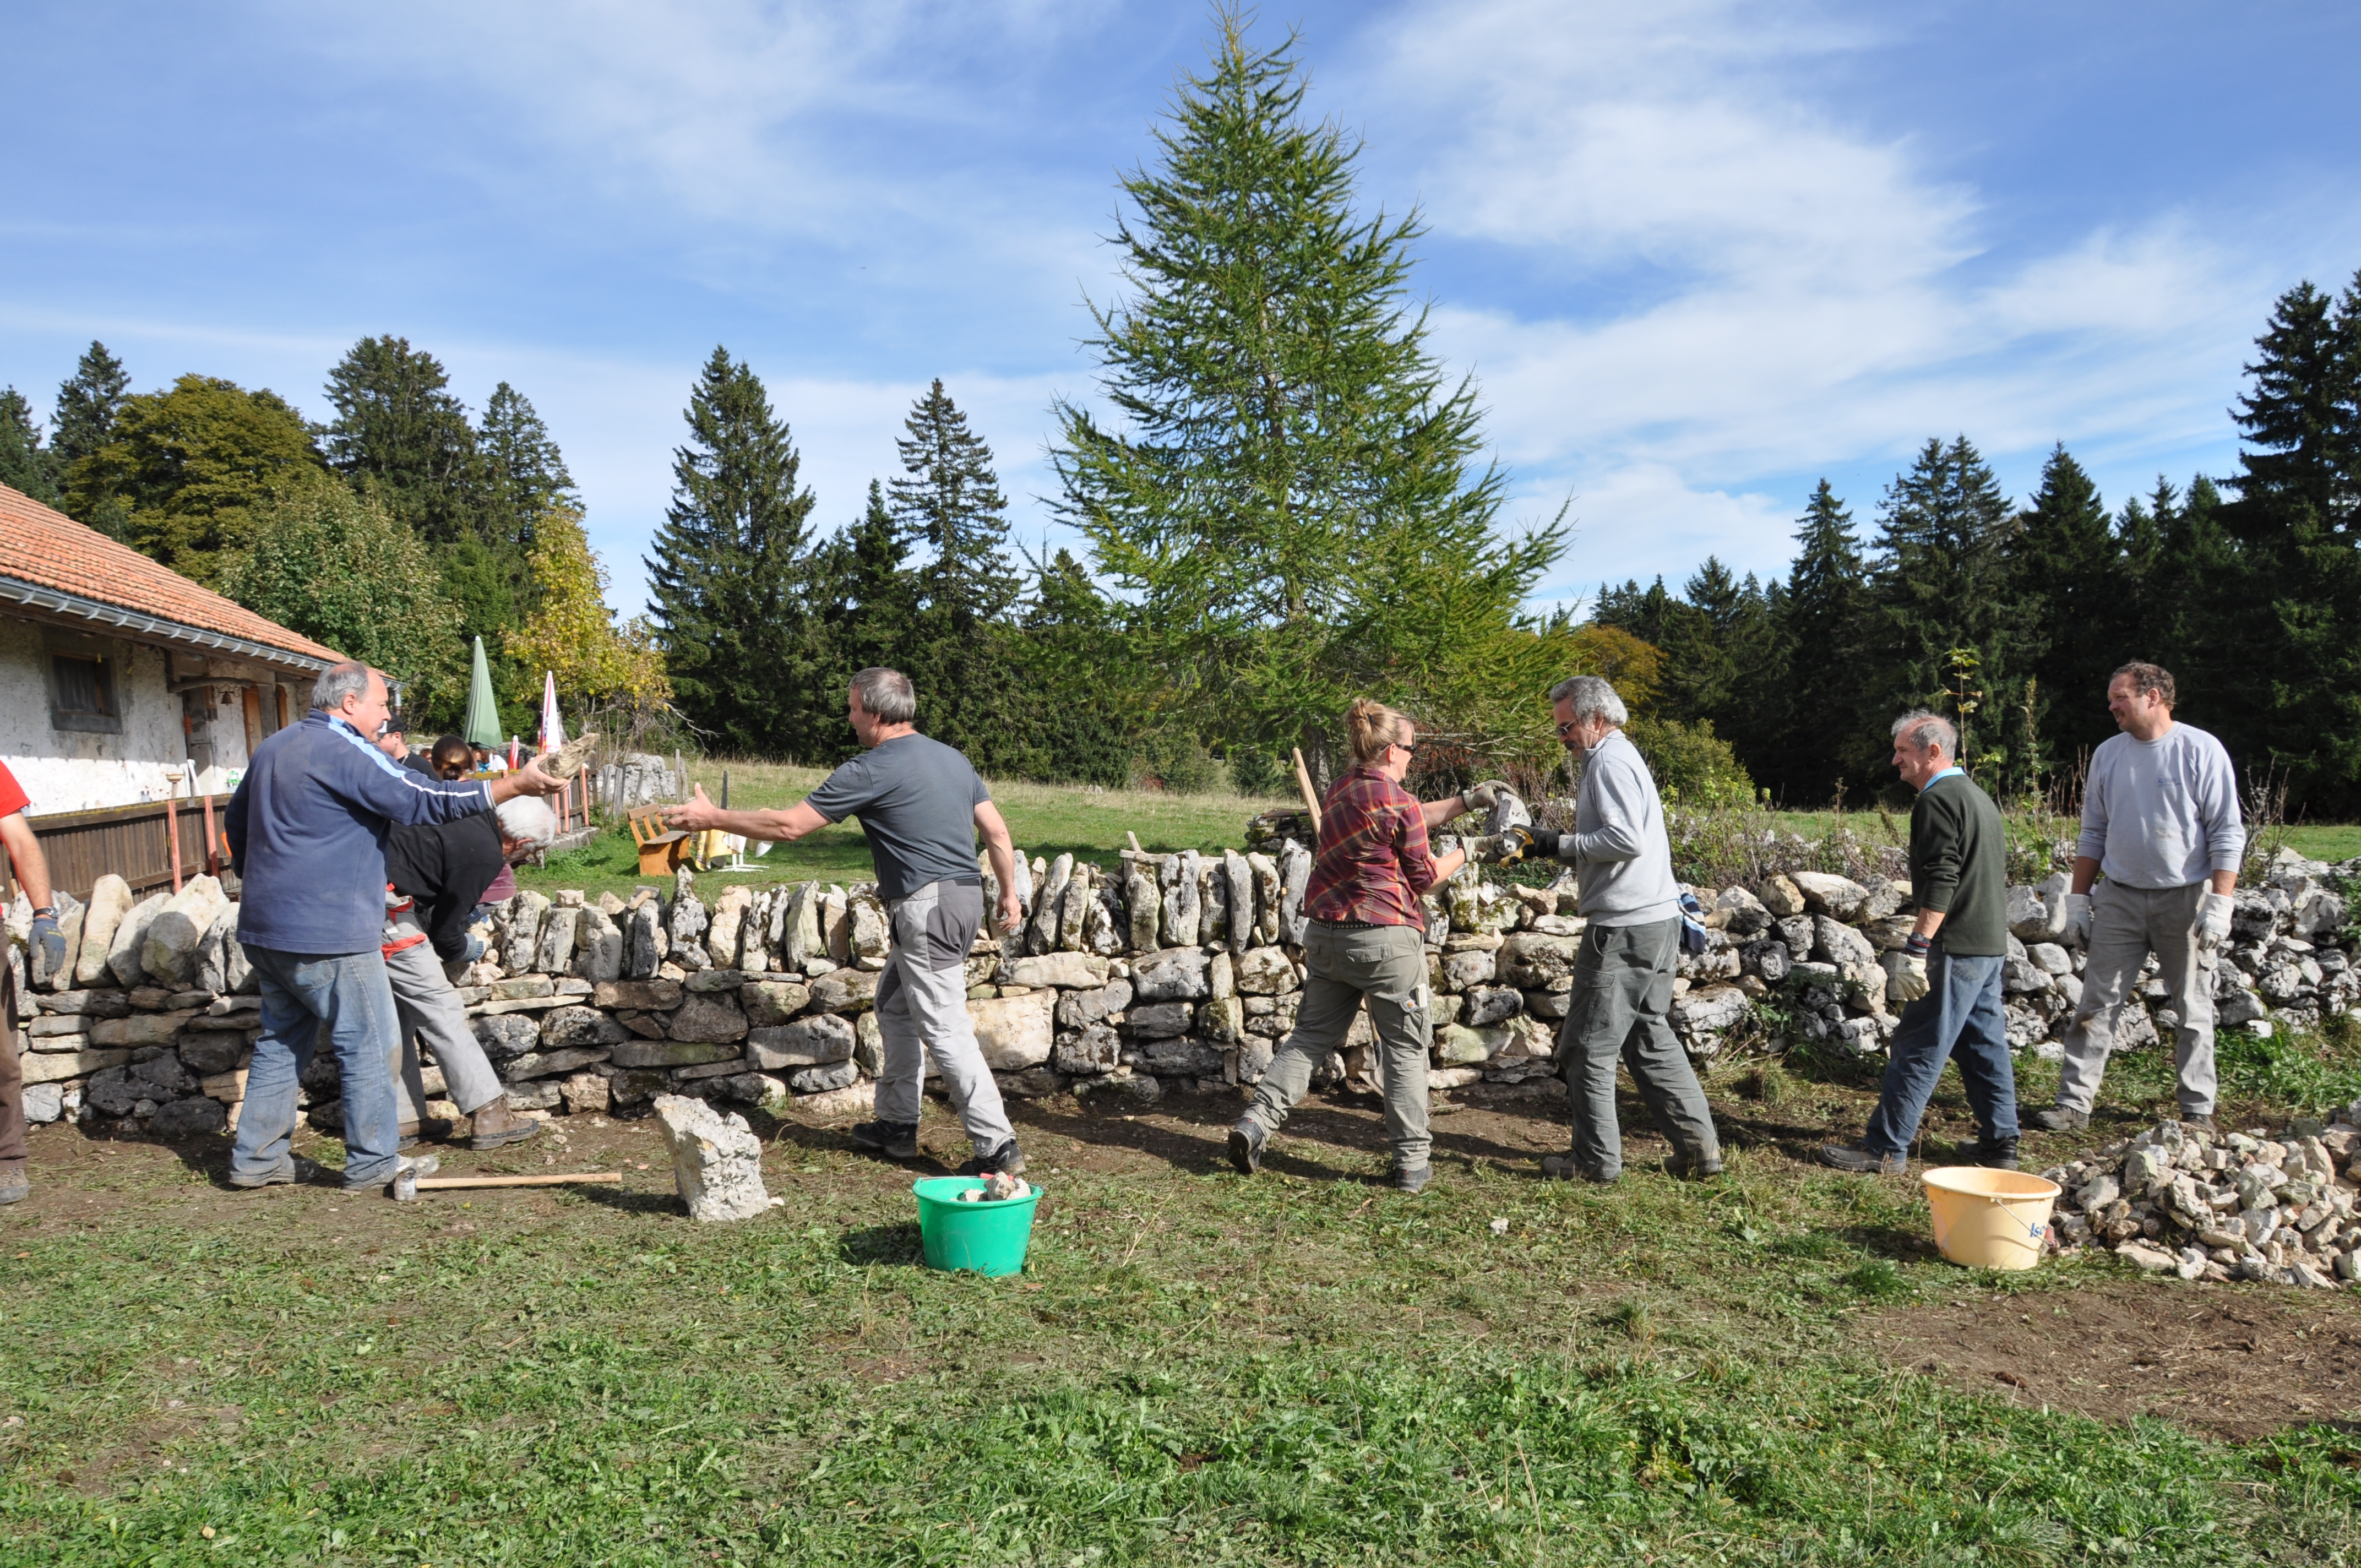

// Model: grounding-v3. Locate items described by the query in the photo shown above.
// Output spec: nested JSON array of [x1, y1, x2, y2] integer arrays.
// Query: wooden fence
[[4, 765, 613, 905]]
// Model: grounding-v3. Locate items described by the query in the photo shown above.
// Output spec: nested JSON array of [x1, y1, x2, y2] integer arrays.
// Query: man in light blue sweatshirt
[[2030, 662, 2243, 1134], [1506, 676, 1721, 1183], [226, 662, 561, 1193]]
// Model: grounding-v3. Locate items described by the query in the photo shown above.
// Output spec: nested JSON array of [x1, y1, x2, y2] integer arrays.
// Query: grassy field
[[7, 1025, 2361, 1563], [521, 763, 2361, 907], [521, 759, 1292, 903]]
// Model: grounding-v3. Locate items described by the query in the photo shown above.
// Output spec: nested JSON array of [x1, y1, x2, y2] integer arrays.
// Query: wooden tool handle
[[1291, 747, 1323, 836], [411, 1171, 623, 1189]]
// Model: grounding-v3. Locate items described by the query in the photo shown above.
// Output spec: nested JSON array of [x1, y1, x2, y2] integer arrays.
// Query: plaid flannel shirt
[[1304, 765, 1441, 929]]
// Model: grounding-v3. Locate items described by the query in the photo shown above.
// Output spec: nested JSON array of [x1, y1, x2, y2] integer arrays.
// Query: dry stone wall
[[7, 841, 2355, 1139]]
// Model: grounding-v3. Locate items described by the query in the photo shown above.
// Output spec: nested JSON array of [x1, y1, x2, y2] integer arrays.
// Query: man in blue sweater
[[226, 662, 559, 1191]]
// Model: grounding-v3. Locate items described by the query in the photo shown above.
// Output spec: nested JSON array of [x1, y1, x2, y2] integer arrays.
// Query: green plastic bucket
[[911, 1177, 1042, 1276]]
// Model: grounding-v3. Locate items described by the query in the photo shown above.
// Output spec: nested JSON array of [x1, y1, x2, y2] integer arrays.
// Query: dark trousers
[[1863, 950, 2019, 1157]]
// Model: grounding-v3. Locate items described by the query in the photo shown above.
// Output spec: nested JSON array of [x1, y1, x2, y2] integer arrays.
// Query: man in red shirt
[[1227, 700, 1492, 1192], [0, 760, 64, 1205]]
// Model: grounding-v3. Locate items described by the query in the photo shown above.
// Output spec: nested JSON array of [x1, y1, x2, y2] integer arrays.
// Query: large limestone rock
[[1789, 872, 1868, 921], [1499, 932, 1582, 988], [575, 907, 624, 982], [540, 1006, 629, 1049], [737, 888, 777, 971], [848, 890, 891, 970], [1233, 946, 1297, 995], [1057, 864, 1093, 951], [1813, 916, 1878, 968], [1131, 947, 1212, 1003], [652, 1095, 773, 1222], [1197, 855, 1227, 948], [625, 902, 666, 979], [75, 875, 133, 987], [668, 992, 748, 1044], [106, 891, 170, 988], [1277, 839, 1312, 944], [780, 882, 823, 973], [748, 1013, 855, 1069], [821, 885, 852, 963], [1030, 853, 1073, 954], [1128, 1001, 1194, 1038], [1007, 952, 1109, 990], [809, 968, 879, 1014], [667, 880, 710, 971], [1161, 851, 1201, 947], [139, 877, 229, 987], [1756, 874, 1806, 919], [1125, 857, 1161, 951], [969, 989, 1054, 1069], [1671, 984, 1750, 1035], [705, 885, 753, 969], [503, 890, 551, 973], [1223, 850, 1255, 954], [741, 979, 810, 1027], [535, 906, 582, 974], [1083, 881, 1125, 956], [195, 902, 251, 994], [2007, 884, 2070, 944]]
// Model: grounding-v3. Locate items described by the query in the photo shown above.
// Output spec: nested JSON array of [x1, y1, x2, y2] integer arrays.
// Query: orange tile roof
[[0, 482, 344, 668]]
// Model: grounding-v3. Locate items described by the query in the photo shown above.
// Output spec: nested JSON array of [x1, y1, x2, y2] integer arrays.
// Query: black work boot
[[1974, 1137, 2021, 1171], [848, 1120, 920, 1160], [1819, 1143, 1908, 1175], [957, 1140, 1025, 1178], [1227, 1121, 1267, 1176]]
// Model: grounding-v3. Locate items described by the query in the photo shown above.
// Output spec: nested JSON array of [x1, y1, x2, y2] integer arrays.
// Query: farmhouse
[[0, 482, 340, 815]]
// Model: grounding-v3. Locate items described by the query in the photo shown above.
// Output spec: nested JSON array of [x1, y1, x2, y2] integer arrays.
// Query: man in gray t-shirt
[[668, 668, 1028, 1174]]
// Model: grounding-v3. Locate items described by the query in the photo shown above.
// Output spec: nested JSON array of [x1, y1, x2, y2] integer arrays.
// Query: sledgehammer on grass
[[392, 1170, 622, 1200]]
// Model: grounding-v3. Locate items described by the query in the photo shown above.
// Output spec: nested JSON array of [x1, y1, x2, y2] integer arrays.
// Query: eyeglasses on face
[[1555, 720, 1582, 737]]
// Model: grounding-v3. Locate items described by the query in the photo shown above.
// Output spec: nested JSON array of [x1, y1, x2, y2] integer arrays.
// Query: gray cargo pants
[[873, 879, 1016, 1157], [382, 920, 506, 1120], [2055, 879, 2217, 1118], [1239, 921, 1432, 1173], [1558, 915, 1720, 1180]]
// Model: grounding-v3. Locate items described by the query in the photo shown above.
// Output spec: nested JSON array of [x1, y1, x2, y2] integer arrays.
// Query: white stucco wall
[[0, 618, 198, 814]]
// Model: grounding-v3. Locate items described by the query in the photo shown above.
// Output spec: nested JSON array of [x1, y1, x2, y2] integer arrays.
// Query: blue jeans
[[229, 947, 403, 1189], [1862, 950, 2019, 1157]]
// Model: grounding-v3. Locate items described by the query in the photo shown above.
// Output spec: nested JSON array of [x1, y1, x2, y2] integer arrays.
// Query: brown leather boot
[[469, 1098, 541, 1151]]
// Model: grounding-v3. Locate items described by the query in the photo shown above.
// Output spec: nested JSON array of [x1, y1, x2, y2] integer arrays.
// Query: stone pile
[[2041, 1106, 2361, 1288], [6, 834, 2354, 1141]]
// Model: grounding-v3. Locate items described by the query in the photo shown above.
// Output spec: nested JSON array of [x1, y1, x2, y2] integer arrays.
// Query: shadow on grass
[[839, 1221, 923, 1267]]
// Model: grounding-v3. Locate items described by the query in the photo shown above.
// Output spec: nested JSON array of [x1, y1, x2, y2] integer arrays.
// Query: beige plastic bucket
[[1922, 1166, 2061, 1270]]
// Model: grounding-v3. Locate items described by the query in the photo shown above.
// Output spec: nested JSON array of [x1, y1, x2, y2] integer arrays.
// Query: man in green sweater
[[1821, 711, 2020, 1174]]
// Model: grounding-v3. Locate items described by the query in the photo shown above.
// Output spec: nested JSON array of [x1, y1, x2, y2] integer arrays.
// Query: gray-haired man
[[1497, 676, 1721, 1182], [2031, 662, 2242, 1134], [667, 667, 1029, 1175]]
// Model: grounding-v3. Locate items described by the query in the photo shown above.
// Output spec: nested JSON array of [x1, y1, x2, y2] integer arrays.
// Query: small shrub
[[1128, 730, 1233, 795], [1624, 716, 1757, 809], [1841, 1257, 1910, 1300], [1738, 1061, 1793, 1105]]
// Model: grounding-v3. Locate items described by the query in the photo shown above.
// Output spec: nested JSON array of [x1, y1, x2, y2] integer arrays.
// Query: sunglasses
[[1555, 720, 1583, 737]]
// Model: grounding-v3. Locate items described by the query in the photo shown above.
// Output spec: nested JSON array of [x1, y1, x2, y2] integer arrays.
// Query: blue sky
[[4, 1, 2358, 620]]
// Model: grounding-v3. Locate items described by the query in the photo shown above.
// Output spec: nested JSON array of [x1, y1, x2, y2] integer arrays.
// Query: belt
[[1312, 917, 1389, 930]]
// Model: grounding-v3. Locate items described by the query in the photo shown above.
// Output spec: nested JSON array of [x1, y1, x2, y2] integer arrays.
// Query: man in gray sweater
[[2031, 662, 2243, 1134], [1505, 676, 1721, 1183]]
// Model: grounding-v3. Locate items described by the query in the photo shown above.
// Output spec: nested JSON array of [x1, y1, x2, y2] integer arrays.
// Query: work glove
[[2197, 891, 2235, 949], [1464, 778, 1511, 813], [1492, 825, 1564, 868], [1461, 835, 1504, 864], [1892, 938, 1932, 1003], [2064, 892, 2093, 946], [28, 911, 65, 979], [458, 931, 487, 965]]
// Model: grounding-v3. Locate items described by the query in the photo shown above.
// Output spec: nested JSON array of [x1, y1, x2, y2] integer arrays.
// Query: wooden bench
[[628, 807, 693, 876]]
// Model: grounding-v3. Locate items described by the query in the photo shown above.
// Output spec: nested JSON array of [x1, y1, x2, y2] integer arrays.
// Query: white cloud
[[1341, 0, 2279, 576]]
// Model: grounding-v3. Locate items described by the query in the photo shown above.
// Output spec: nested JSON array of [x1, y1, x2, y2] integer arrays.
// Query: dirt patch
[[1864, 1278, 2361, 1439]]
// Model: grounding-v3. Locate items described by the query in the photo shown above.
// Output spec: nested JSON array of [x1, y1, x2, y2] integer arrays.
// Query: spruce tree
[[1049, 13, 1562, 772], [889, 379, 1019, 624], [1868, 436, 2030, 785], [645, 346, 822, 757], [831, 479, 918, 678], [2006, 445, 2120, 768], [480, 382, 576, 554], [322, 336, 484, 544], [0, 388, 60, 505], [2218, 273, 2361, 806], [1771, 480, 1874, 801], [51, 342, 130, 535]]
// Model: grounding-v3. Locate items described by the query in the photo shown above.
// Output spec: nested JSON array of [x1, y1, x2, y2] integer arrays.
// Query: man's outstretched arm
[[665, 785, 828, 843]]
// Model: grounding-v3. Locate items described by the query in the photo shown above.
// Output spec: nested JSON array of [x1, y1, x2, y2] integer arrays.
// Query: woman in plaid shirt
[[1227, 699, 1500, 1193]]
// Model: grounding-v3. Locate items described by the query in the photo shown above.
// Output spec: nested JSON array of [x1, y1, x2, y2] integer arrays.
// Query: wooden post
[[164, 772, 183, 892], [200, 790, 219, 877], [580, 763, 591, 826], [1291, 747, 1323, 836]]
